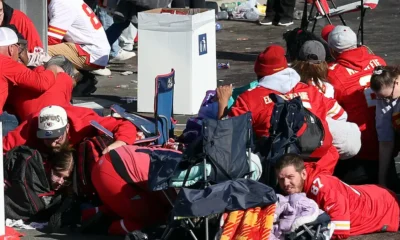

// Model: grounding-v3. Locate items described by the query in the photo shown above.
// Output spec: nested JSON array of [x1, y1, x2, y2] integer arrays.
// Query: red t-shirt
[[10, 9, 44, 52]]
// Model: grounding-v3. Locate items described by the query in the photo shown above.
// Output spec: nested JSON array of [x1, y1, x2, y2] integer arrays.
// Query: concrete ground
[[22, 0, 400, 239]]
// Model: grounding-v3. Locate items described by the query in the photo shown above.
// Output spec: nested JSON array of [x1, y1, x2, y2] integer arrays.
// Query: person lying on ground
[[3, 105, 137, 154], [275, 153, 400, 239], [5, 55, 76, 122], [370, 65, 400, 189], [292, 40, 361, 160], [326, 25, 387, 184], [0, 0, 43, 52], [217, 45, 346, 164], [0, 27, 63, 135], [47, 0, 110, 71]]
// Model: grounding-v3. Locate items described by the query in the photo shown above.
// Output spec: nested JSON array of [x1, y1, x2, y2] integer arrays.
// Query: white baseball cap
[[328, 25, 357, 53], [37, 106, 68, 139], [0, 27, 18, 47]]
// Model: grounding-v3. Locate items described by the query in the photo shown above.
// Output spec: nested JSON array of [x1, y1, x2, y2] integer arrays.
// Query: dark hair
[[283, 28, 334, 63], [50, 145, 74, 172], [292, 60, 329, 93], [370, 66, 400, 92], [275, 153, 305, 173]]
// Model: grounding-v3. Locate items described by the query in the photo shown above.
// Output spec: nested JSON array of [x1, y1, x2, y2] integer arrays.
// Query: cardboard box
[[138, 8, 217, 115]]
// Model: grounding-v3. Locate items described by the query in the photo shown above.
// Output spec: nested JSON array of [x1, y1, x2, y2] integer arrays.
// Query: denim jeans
[[97, 7, 121, 58], [0, 112, 19, 136]]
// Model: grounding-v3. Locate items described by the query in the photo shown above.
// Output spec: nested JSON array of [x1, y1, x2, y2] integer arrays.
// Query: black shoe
[[278, 17, 294, 26], [259, 15, 275, 25]]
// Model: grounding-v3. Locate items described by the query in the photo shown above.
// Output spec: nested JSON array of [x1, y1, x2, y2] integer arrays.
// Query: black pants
[[333, 159, 379, 185], [171, 0, 206, 8], [266, 0, 296, 21]]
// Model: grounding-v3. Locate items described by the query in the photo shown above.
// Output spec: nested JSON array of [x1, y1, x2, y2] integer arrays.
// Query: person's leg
[[171, 0, 186, 8], [189, 0, 205, 8], [48, 43, 95, 71], [118, 23, 137, 51], [0, 112, 19, 136], [277, 0, 295, 25], [260, 0, 277, 25], [97, 7, 121, 58]]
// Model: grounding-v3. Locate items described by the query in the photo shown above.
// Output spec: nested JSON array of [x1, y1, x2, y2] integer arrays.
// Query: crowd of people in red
[[0, 0, 399, 239]]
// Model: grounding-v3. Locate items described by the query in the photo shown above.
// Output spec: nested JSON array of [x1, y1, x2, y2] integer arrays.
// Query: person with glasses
[[370, 66, 400, 188], [326, 25, 387, 185], [0, 27, 64, 136]]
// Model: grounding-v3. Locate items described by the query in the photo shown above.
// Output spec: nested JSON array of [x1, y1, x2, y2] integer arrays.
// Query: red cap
[[254, 45, 288, 77], [321, 24, 335, 42]]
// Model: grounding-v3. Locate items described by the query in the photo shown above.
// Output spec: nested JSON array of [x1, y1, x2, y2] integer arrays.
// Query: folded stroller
[[286, 212, 334, 240], [145, 112, 278, 240]]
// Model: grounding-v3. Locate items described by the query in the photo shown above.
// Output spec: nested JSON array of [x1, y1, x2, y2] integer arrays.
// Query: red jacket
[[3, 105, 137, 153], [230, 70, 345, 159], [5, 67, 73, 122], [328, 47, 386, 161], [0, 55, 56, 115], [10, 9, 44, 52], [304, 149, 399, 239]]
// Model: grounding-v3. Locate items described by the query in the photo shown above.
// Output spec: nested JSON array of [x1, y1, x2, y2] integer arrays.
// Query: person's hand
[[216, 84, 233, 103], [102, 140, 127, 154]]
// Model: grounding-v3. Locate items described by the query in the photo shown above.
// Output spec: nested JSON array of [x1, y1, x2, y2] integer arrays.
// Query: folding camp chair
[[109, 69, 176, 145], [146, 112, 262, 240], [301, 0, 380, 45]]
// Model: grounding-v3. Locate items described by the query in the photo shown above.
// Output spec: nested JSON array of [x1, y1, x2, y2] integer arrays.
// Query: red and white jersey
[[230, 69, 346, 159], [328, 46, 386, 161], [304, 163, 400, 239], [48, 0, 110, 67]]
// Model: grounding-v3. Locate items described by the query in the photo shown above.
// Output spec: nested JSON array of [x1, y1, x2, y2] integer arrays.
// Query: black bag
[[259, 93, 325, 164], [4, 146, 58, 220]]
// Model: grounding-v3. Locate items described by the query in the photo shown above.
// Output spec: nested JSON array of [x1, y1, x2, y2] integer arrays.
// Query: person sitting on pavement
[[217, 45, 346, 164], [0, 0, 44, 52], [47, 0, 111, 75], [370, 66, 400, 189], [5, 55, 76, 123], [0, 27, 63, 136], [326, 25, 386, 184], [275, 153, 400, 239], [3, 105, 137, 154], [292, 40, 361, 160]]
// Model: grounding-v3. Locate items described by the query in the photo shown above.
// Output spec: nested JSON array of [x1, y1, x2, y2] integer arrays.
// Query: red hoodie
[[328, 46, 386, 161], [10, 9, 44, 52], [3, 105, 137, 153]]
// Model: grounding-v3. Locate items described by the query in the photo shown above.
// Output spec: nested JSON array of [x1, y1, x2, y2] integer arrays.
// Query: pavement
[[21, 0, 400, 239]]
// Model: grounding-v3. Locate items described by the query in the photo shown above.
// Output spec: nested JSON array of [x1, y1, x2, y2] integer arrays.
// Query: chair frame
[[301, 0, 369, 45]]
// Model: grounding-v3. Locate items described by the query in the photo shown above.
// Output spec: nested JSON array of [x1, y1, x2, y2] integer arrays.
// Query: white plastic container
[[138, 8, 217, 115]]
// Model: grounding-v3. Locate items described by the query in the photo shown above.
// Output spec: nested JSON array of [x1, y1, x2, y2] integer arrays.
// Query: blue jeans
[[97, 7, 121, 58], [0, 112, 19, 136]]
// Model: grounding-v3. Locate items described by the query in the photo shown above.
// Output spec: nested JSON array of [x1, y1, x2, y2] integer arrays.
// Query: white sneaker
[[92, 68, 111, 76], [109, 49, 136, 63]]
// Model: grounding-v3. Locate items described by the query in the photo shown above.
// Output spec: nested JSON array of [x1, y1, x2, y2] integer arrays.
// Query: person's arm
[[3, 58, 59, 93], [216, 85, 232, 119], [309, 177, 350, 239], [3, 119, 31, 153], [322, 92, 347, 121], [48, 0, 77, 45]]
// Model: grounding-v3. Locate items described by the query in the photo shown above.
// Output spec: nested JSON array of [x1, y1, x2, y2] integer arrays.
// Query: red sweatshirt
[[10, 9, 44, 52], [0, 55, 56, 115], [5, 67, 73, 122], [3, 105, 137, 153]]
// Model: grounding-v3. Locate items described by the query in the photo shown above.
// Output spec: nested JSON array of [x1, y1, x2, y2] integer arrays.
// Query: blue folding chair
[[110, 69, 176, 145]]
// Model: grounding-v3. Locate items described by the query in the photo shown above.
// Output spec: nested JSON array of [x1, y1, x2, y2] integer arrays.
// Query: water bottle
[[216, 11, 229, 20]]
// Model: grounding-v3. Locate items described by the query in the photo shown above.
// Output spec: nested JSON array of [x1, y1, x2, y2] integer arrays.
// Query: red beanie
[[254, 45, 288, 77], [321, 24, 335, 42]]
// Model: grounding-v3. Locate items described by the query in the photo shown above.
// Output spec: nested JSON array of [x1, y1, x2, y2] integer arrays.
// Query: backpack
[[4, 146, 59, 221], [258, 93, 325, 164], [76, 135, 114, 202]]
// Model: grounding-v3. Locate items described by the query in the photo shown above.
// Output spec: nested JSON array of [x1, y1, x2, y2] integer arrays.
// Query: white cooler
[[138, 8, 217, 115]]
